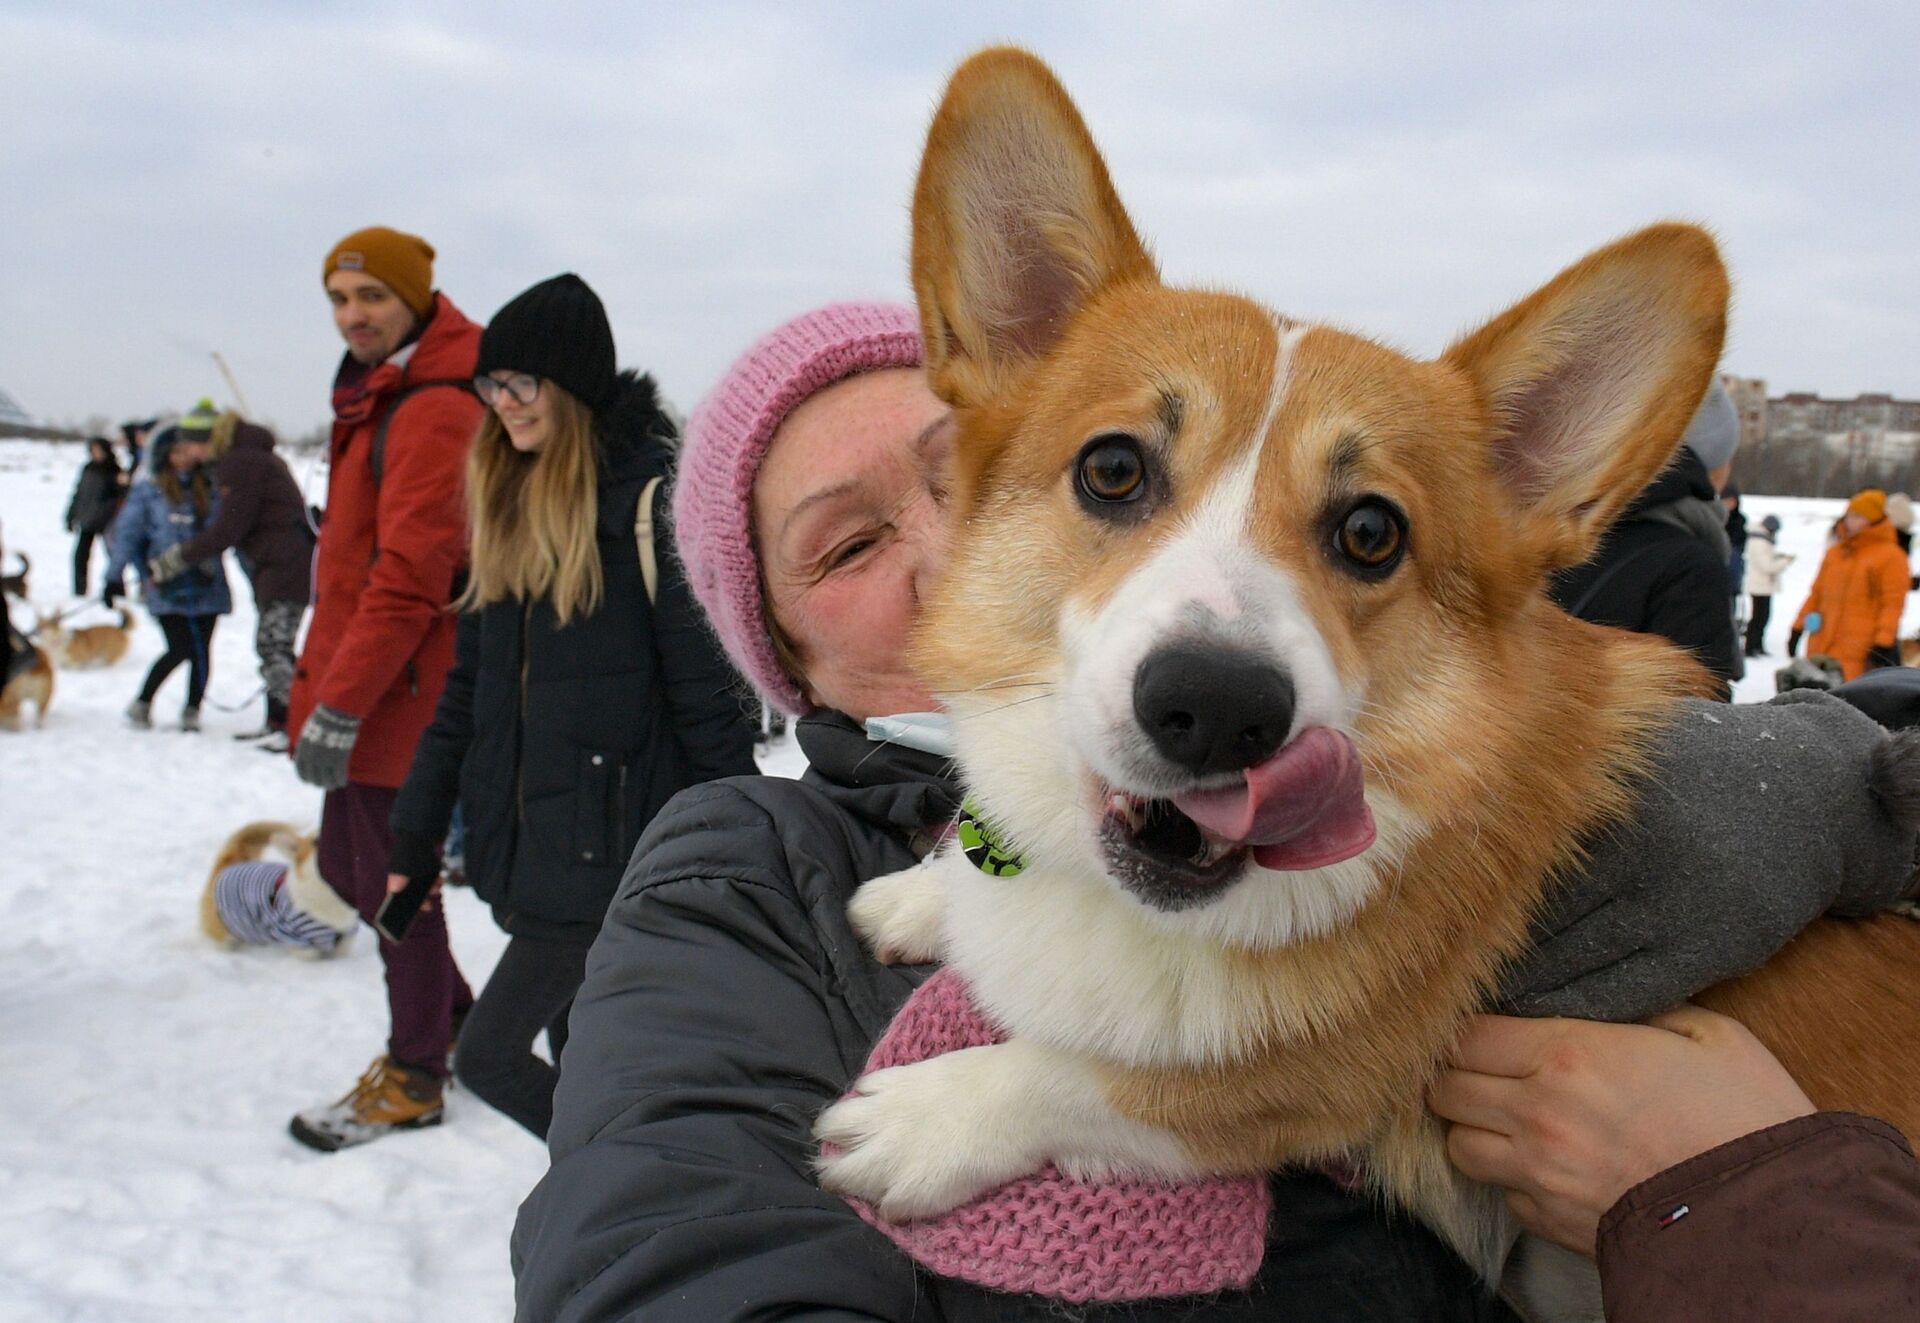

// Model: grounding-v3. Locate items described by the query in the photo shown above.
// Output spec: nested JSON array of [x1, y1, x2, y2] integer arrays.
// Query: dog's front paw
[[847, 862, 946, 964], [816, 1047, 1042, 1220]]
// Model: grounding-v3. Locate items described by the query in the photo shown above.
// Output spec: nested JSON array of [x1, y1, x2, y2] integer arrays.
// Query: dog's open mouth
[[1096, 727, 1377, 911]]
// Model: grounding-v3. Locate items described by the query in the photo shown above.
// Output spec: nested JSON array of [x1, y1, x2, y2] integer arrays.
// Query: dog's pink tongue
[[1171, 727, 1375, 871]]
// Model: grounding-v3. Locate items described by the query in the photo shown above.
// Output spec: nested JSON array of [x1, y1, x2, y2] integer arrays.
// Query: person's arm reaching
[[1431, 1010, 1920, 1323], [387, 610, 482, 882], [164, 449, 263, 573]]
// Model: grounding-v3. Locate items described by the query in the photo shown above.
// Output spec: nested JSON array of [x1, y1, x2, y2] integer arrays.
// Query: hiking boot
[[179, 707, 201, 733], [288, 1055, 444, 1152], [125, 699, 152, 729]]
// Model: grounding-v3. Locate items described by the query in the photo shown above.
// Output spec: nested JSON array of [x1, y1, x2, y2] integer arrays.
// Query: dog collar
[[957, 798, 1026, 877]]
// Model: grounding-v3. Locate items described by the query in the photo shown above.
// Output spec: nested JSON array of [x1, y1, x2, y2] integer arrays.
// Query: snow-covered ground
[[0, 436, 1905, 1321], [0, 439, 808, 1323]]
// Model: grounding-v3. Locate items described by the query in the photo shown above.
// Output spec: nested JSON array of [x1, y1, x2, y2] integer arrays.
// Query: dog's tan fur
[[886, 45, 1920, 1282], [0, 552, 28, 601], [0, 639, 54, 729], [199, 821, 331, 947], [37, 608, 133, 669]]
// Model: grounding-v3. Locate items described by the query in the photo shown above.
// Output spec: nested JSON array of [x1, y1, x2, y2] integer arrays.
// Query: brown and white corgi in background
[[200, 821, 358, 959], [37, 607, 134, 669], [0, 637, 53, 729], [815, 47, 1920, 1321]]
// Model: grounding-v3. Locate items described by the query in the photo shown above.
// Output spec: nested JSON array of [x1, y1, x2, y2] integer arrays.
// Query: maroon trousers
[[319, 782, 473, 1078]]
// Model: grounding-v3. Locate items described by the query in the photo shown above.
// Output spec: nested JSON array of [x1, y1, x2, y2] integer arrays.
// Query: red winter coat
[[289, 293, 483, 788]]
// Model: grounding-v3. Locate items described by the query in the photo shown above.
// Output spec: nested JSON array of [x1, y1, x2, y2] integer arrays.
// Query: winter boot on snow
[[235, 695, 288, 743], [179, 707, 201, 733], [288, 1055, 445, 1152], [125, 699, 152, 729]]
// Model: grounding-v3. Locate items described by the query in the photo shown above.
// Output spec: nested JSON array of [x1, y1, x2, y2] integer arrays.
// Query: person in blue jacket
[[104, 417, 232, 731]]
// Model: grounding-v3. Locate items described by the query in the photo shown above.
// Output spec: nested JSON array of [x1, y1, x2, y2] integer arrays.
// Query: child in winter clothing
[[103, 419, 232, 730], [1744, 512, 1795, 657]]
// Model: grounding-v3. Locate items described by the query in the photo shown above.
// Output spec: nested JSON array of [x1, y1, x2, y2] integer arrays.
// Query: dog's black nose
[[1133, 644, 1294, 776]]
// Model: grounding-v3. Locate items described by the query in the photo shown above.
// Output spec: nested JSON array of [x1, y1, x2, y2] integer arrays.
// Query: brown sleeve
[[1597, 1112, 1920, 1323]]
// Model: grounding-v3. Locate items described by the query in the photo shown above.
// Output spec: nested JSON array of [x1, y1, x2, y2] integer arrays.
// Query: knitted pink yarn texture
[[673, 301, 922, 714], [836, 968, 1271, 1303]]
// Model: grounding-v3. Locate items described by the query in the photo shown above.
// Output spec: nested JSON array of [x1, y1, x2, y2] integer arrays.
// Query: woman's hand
[[385, 870, 443, 912], [1428, 1008, 1814, 1256]]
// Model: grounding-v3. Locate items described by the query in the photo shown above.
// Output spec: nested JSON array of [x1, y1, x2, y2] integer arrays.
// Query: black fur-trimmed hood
[[595, 370, 678, 477]]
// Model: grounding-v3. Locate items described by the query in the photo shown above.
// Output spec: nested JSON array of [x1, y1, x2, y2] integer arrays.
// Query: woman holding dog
[[511, 302, 1920, 1323], [384, 273, 756, 1142], [104, 418, 230, 731], [511, 304, 1505, 1321]]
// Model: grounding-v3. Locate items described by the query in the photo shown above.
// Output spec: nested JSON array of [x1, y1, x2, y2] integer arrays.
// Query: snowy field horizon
[[0, 436, 1908, 1321]]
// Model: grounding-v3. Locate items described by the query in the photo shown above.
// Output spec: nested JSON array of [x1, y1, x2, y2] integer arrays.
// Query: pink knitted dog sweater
[[834, 968, 1271, 1302]]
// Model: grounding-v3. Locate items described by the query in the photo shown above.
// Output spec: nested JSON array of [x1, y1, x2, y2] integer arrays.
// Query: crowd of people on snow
[[7, 220, 1919, 1323]]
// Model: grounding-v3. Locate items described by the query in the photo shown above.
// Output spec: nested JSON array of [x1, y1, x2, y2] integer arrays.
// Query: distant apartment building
[[1718, 380, 1920, 495], [1769, 391, 1920, 439], [1720, 373, 1768, 448]]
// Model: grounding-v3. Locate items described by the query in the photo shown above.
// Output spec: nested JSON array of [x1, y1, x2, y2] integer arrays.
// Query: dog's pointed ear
[[1444, 223, 1729, 571], [911, 47, 1158, 408]]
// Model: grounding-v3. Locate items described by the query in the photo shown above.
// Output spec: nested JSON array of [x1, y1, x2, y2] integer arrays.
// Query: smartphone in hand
[[374, 872, 437, 943]]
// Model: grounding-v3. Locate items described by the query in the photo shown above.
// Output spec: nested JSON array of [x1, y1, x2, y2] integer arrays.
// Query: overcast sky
[[4, 1, 1915, 434]]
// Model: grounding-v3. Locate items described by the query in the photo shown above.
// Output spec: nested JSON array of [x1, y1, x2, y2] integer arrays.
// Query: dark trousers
[[319, 783, 473, 1079], [71, 531, 97, 596], [1746, 595, 1773, 655], [138, 613, 218, 708], [455, 931, 593, 1139]]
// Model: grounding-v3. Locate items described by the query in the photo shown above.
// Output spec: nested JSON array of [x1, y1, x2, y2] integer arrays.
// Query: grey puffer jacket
[[511, 711, 1514, 1323]]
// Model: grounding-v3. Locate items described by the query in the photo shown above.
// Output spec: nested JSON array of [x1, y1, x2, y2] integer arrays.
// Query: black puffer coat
[[509, 712, 1517, 1323], [389, 372, 758, 936], [1549, 447, 1738, 695], [65, 456, 124, 535]]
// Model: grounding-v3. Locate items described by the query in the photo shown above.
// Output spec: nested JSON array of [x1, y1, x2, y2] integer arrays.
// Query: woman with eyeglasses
[[384, 272, 758, 1139]]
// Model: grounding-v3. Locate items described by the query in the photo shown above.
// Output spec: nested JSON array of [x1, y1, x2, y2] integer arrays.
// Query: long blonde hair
[[459, 384, 603, 624]]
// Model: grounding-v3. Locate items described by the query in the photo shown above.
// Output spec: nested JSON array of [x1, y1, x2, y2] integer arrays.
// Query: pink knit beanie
[[675, 302, 924, 714]]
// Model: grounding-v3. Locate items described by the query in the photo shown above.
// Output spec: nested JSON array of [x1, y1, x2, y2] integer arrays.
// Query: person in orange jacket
[[1789, 488, 1910, 681]]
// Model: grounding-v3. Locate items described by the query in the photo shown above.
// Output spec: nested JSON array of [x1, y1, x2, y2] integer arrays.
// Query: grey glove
[[147, 544, 188, 585], [1500, 691, 1920, 1023], [293, 704, 362, 791]]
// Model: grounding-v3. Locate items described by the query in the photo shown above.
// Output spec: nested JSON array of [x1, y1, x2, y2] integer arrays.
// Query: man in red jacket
[[288, 226, 483, 1151]]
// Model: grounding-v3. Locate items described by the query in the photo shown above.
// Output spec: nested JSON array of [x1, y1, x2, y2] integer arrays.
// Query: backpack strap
[[370, 378, 476, 489], [633, 476, 665, 605], [364, 378, 476, 567]]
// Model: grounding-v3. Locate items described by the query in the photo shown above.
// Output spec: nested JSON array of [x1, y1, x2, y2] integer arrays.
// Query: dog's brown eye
[[1337, 501, 1405, 572], [1077, 435, 1146, 504]]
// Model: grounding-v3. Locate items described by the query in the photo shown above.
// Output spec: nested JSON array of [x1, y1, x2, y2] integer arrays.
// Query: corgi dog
[[0, 552, 28, 601], [37, 607, 134, 668], [200, 821, 357, 959], [815, 48, 1920, 1319], [0, 637, 54, 729]]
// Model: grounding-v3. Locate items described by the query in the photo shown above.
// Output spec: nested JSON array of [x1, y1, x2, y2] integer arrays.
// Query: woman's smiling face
[[754, 367, 953, 720]]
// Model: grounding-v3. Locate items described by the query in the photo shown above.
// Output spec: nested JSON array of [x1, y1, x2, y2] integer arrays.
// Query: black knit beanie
[[477, 273, 618, 410]]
